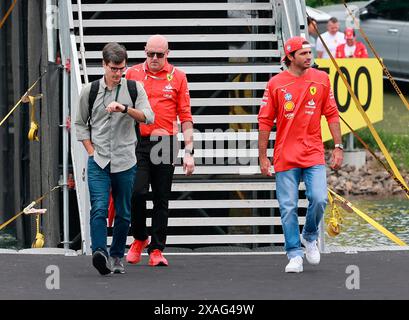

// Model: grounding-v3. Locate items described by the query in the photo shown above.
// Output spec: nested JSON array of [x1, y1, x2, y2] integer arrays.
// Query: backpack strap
[[126, 79, 141, 142], [87, 80, 100, 139], [126, 79, 138, 107]]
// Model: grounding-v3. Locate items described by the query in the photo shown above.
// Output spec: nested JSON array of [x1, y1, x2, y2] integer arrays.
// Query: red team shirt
[[335, 42, 368, 58], [126, 62, 192, 137], [258, 68, 339, 172]]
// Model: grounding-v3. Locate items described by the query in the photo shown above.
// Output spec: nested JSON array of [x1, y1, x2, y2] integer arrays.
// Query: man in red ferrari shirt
[[258, 36, 343, 273], [336, 28, 368, 58], [125, 34, 195, 266]]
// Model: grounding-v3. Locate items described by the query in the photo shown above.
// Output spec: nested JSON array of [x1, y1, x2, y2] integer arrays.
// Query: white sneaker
[[285, 256, 303, 273], [301, 236, 320, 265]]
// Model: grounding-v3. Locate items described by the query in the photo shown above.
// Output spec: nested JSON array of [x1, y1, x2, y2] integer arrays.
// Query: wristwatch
[[121, 104, 129, 114], [185, 148, 194, 155], [334, 143, 344, 150]]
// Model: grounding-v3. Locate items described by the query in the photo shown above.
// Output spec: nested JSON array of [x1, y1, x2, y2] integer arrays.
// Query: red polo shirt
[[335, 42, 368, 58], [258, 68, 339, 172], [125, 61, 192, 137]]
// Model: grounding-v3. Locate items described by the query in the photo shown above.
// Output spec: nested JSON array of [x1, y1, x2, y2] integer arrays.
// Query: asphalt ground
[[0, 251, 408, 301]]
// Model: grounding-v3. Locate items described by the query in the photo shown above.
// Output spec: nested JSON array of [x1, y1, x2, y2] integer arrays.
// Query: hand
[[330, 148, 343, 170], [183, 153, 195, 176], [259, 157, 272, 176], [105, 101, 126, 113]]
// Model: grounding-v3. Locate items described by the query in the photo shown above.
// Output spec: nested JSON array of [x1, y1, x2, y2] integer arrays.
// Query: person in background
[[316, 17, 345, 59], [307, 16, 318, 58], [336, 28, 368, 58]]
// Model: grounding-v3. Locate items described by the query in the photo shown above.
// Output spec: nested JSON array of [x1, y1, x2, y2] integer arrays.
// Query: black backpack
[[87, 79, 140, 140]]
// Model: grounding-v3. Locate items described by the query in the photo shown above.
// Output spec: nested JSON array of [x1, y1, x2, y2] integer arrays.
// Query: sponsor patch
[[285, 93, 293, 101], [163, 84, 173, 92], [284, 101, 295, 112], [306, 99, 316, 108]]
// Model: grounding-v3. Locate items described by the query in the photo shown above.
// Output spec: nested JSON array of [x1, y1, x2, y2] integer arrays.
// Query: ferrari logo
[[167, 73, 173, 81], [310, 86, 317, 95]]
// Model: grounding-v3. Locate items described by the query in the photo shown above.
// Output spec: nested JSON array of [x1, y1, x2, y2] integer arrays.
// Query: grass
[[354, 129, 409, 170], [306, 0, 357, 8]]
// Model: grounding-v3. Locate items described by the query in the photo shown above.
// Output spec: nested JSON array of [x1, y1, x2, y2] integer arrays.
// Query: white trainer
[[285, 256, 303, 273], [301, 236, 320, 265]]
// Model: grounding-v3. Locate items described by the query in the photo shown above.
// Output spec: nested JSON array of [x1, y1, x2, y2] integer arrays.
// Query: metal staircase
[[61, 0, 311, 253]]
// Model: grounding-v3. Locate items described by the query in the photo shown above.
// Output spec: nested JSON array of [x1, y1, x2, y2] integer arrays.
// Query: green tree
[[306, 0, 343, 8]]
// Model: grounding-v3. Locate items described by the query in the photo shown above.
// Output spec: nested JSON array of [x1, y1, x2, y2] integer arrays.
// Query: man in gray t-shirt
[[75, 42, 154, 275]]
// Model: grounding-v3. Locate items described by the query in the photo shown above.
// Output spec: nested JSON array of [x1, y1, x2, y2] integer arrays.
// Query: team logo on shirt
[[310, 86, 317, 95], [167, 73, 173, 81], [284, 101, 295, 112], [284, 93, 292, 101]]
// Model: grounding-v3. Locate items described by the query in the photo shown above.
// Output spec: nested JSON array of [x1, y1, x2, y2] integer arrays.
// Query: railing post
[[77, 0, 88, 84]]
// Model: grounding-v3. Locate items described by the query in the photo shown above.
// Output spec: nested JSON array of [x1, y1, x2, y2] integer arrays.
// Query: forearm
[[328, 122, 342, 145], [181, 121, 194, 150], [81, 139, 94, 156], [258, 130, 270, 159], [126, 107, 146, 123]]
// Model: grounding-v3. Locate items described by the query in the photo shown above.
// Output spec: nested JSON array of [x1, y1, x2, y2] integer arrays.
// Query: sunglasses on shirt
[[146, 52, 166, 58]]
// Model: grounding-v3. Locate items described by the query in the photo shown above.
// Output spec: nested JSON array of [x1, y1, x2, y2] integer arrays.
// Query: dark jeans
[[131, 135, 177, 253], [88, 157, 136, 258]]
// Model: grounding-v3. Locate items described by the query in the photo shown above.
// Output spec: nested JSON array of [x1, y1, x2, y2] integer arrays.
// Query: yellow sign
[[315, 58, 383, 142]]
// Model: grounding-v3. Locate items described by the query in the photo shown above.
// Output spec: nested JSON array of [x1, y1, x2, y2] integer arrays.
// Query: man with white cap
[[258, 36, 343, 273], [316, 17, 345, 59]]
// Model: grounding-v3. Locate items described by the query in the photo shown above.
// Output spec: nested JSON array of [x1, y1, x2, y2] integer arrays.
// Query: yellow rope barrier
[[307, 14, 409, 200], [0, 0, 17, 29], [0, 71, 47, 128], [0, 185, 60, 231], [342, 0, 409, 112], [327, 188, 407, 246]]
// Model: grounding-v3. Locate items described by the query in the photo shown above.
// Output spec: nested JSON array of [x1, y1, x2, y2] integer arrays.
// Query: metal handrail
[[58, 0, 91, 254], [77, 0, 89, 84]]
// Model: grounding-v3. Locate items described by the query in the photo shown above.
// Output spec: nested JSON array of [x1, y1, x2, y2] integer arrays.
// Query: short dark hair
[[328, 17, 338, 24], [284, 52, 295, 67], [102, 42, 128, 64]]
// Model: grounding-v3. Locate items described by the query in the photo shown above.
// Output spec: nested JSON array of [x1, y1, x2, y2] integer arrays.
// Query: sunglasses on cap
[[146, 51, 166, 58]]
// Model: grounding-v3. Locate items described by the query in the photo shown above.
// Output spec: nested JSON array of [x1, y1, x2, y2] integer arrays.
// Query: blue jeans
[[88, 157, 136, 258], [276, 165, 328, 259]]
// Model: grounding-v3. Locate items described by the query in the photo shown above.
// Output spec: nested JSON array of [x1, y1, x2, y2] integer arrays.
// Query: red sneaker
[[126, 239, 149, 264], [148, 249, 168, 266]]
